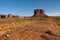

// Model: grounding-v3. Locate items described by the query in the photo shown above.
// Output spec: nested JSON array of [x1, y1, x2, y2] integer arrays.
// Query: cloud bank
[[46, 12, 60, 16]]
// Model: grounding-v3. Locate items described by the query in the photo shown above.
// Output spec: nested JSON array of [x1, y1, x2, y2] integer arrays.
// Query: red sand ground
[[0, 18, 60, 40]]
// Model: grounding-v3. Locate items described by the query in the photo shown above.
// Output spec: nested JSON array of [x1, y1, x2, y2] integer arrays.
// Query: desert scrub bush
[[57, 23, 60, 26], [0, 21, 5, 24], [53, 18, 60, 26], [24, 25, 33, 31], [33, 18, 46, 21], [53, 18, 60, 22], [0, 18, 33, 24], [0, 28, 5, 31], [7, 25, 27, 32], [54, 24, 57, 26]]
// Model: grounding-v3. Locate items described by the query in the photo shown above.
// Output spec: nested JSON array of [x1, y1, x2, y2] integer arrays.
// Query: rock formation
[[0, 9, 48, 18], [32, 9, 48, 18], [0, 14, 19, 18], [0, 15, 6, 18]]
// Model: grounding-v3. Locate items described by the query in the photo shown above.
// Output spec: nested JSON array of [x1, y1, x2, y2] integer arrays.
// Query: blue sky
[[0, 0, 60, 16]]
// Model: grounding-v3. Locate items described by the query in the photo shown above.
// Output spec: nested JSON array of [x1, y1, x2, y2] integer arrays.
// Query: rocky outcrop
[[0, 14, 19, 18], [0, 15, 6, 18], [32, 9, 48, 18]]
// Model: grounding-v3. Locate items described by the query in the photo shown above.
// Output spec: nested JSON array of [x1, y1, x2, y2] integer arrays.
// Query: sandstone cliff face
[[32, 9, 48, 18]]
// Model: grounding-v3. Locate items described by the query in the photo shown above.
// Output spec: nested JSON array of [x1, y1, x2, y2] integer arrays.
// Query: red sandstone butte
[[32, 9, 48, 18]]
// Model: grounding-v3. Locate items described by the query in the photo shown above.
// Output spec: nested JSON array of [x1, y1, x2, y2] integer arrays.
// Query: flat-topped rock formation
[[31, 9, 48, 18]]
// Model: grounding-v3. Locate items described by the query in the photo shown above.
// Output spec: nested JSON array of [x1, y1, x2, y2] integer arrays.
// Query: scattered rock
[[45, 30, 55, 36]]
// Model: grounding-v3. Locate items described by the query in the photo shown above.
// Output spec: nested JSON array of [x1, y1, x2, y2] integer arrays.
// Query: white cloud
[[46, 12, 60, 16]]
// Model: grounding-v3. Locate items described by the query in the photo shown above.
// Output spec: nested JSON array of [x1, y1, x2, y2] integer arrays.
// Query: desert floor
[[0, 18, 60, 40]]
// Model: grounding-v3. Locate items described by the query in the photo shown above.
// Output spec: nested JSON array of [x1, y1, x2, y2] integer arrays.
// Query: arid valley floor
[[0, 18, 60, 40]]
